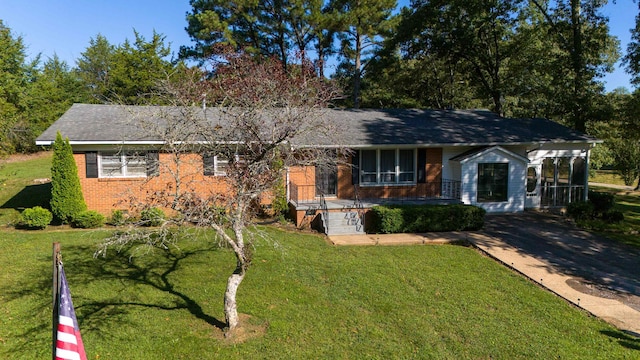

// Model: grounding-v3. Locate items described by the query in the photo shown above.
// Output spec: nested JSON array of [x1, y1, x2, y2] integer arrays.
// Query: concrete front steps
[[322, 209, 365, 235]]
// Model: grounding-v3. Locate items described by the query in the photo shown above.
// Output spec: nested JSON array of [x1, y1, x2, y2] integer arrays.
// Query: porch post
[[584, 146, 591, 201]]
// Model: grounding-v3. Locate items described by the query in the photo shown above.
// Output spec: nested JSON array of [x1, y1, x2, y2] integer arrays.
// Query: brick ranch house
[[37, 104, 599, 235]]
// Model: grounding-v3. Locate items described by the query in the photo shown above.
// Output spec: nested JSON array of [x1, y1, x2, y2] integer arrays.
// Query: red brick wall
[[288, 166, 316, 202], [75, 152, 230, 216]]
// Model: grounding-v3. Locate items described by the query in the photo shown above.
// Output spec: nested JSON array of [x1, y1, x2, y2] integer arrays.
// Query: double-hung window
[[204, 154, 243, 176], [477, 163, 508, 202], [360, 149, 415, 185], [99, 152, 147, 178]]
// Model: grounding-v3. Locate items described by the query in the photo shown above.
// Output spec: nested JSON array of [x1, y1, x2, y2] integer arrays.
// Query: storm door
[[315, 164, 337, 197]]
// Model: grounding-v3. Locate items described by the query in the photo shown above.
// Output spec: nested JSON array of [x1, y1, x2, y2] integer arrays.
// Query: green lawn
[[590, 170, 634, 187], [0, 152, 52, 226], [1, 229, 639, 359], [1, 153, 639, 358], [587, 186, 640, 248]]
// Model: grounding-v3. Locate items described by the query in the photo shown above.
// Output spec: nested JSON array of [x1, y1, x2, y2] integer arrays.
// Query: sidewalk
[[589, 182, 637, 191], [328, 231, 640, 337]]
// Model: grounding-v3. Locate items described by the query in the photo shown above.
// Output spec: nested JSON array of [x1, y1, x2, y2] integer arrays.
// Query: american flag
[[55, 266, 87, 360]]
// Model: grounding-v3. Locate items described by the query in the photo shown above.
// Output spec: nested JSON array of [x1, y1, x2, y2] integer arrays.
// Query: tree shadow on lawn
[[600, 330, 640, 351], [77, 242, 229, 331], [4, 241, 227, 355], [1, 182, 51, 210]]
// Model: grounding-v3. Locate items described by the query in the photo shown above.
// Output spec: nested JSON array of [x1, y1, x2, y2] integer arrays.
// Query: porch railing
[[289, 180, 462, 205], [353, 184, 365, 232], [540, 184, 586, 207], [319, 192, 329, 234]]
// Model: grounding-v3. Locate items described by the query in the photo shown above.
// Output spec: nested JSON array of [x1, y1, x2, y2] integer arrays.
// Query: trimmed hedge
[[71, 210, 105, 228], [368, 204, 486, 233], [18, 206, 53, 230]]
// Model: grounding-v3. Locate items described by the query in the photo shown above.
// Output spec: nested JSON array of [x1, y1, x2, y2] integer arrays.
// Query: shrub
[[140, 207, 166, 227], [18, 206, 53, 229], [71, 210, 105, 228], [566, 201, 595, 221], [109, 209, 129, 226], [50, 132, 87, 223], [369, 204, 485, 233], [369, 207, 404, 234], [601, 210, 624, 223], [587, 191, 615, 215]]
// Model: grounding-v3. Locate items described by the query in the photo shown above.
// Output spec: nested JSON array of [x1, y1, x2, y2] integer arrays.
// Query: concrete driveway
[[470, 212, 640, 334]]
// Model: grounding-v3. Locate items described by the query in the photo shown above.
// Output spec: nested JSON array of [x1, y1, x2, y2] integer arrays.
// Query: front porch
[[288, 181, 463, 234]]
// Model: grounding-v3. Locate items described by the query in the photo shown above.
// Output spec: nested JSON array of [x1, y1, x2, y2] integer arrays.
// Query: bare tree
[[96, 49, 345, 336]]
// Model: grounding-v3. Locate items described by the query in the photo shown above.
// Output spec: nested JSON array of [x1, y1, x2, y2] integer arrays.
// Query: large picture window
[[99, 152, 147, 178], [477, 163, 508, 202], [360, 149, 415, 185]]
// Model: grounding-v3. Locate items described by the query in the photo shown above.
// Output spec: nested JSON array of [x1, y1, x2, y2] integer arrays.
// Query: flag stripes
[[54, 265, 87, 360]]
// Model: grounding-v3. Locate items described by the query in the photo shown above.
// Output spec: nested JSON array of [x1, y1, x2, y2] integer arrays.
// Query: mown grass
[[587, 186, 640, 248], [1, 153, 639, 358], [1, 228, 639, 359], [590, 170, 633, 187], [0, 152, 52, 226]]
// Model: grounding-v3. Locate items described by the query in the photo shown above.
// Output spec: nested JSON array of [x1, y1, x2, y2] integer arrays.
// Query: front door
[[316, 165, 337, 197], [525, 165, 541, 209]]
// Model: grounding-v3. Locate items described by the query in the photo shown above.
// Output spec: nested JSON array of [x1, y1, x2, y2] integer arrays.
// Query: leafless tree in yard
[[96, 48, 346, 337]]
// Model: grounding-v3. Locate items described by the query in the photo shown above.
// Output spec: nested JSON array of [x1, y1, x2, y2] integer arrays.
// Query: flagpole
[[52, 242, 60, 360]]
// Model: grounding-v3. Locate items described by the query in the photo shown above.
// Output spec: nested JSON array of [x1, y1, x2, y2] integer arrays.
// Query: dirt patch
[[566, 278, 640, 312], [0, 151, 52, 165], [206, 313, 268, 344]]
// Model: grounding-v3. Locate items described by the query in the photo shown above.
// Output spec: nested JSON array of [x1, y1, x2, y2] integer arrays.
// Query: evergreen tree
[[76, 34, 115, 103], [327, 0, 396, 108], [50, 132, 87, 223], [0, 20, 28, 154]]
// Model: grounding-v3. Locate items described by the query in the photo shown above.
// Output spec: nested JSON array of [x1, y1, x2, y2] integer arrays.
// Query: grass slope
[[1, 229, 638, 359], [1, 154, 639, 358], [0, 152, 53, 226]]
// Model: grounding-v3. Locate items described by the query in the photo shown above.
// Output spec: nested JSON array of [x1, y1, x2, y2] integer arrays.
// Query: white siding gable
[[454, 146, 528, 213]]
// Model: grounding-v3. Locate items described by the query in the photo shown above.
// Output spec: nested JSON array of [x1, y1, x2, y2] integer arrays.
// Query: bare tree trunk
[[224, 206, 250, 333], [224, 264, 246, 331], [353, 33, 362, 109]]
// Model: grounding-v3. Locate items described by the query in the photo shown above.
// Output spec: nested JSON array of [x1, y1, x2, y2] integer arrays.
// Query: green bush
[[18, 206, 53, 229], [50, 132, 87, 223], [109, 209, 129, 226], [587, 191, 614, 215], [566, 201, 595, 221], [71, 210, 105, 228], [369, 204, 485, 234], [370, 207, 404, 234], [140, 207, 166, 227], [601, 209, 624, 223]]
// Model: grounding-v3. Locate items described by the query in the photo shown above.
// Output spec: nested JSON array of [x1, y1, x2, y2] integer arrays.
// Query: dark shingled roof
[[36, 103, 598, 147]]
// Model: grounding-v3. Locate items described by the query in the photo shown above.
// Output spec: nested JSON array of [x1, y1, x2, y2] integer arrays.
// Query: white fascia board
[[299, 139, 598, 149]]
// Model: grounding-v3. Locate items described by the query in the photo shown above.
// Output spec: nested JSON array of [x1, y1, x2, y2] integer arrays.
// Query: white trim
[[98, 151, 147, 178]]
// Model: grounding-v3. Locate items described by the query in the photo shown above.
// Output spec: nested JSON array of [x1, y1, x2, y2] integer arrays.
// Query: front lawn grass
[[587, 186, 640, 248], [0, 152, 53, 226], [589, 170, 629, 187], [1, 228, 638, 359]]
